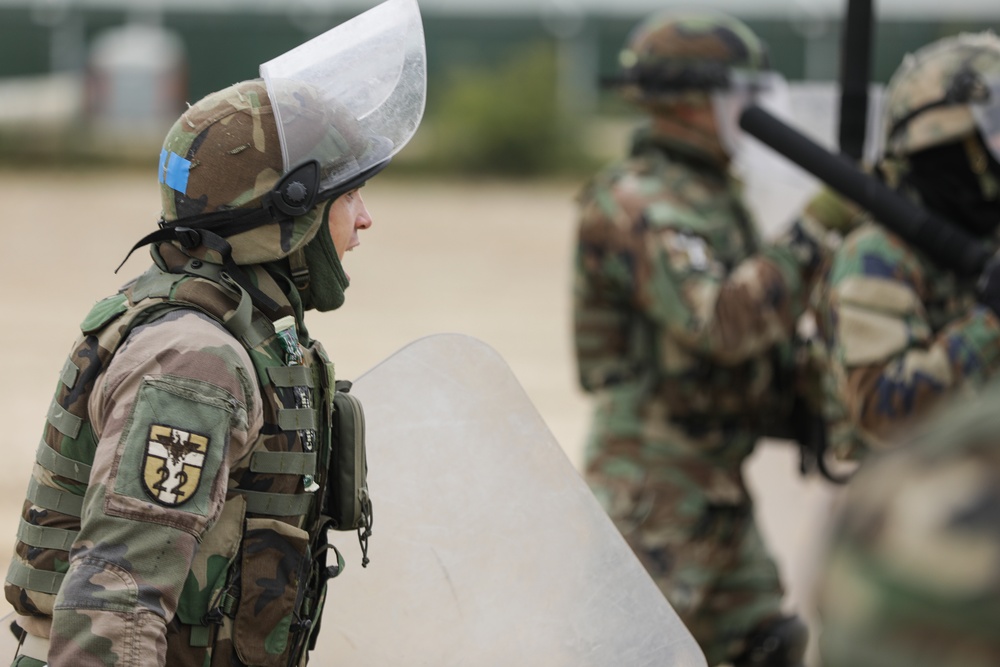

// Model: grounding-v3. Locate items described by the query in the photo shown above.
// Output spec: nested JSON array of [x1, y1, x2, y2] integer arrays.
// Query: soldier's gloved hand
[[977, 252, 1000, 319], [775, 214, 828, 280], [802, 186, 865, 235]]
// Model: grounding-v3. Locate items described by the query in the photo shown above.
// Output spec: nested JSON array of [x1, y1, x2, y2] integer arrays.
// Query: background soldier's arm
[[823, 231, 1000, 449], [639, 217, 824, 366], [576, 170, 826, 370]]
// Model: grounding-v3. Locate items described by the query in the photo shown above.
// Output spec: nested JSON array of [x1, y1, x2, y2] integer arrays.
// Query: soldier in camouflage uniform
[[4, 1, 426, 665], [574, 12, 831, 667], [814, 32, 1000, 462], [816, 375, 1000, 667]]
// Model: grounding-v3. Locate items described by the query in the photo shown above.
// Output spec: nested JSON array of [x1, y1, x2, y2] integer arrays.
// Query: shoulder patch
[[662, 229, 714, 272], [142, 425, 210, 506]]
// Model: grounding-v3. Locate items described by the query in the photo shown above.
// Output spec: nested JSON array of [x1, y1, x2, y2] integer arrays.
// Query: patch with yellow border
[[142, 424, 210, 506]]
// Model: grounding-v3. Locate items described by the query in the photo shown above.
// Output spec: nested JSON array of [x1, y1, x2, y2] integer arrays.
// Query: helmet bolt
[[284, 181, 309, 205]]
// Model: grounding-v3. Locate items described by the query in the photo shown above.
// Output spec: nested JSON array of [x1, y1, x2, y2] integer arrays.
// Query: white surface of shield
[[319, 333, 706, 667]]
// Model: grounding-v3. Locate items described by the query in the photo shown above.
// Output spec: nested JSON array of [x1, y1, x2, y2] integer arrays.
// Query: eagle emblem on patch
[[142, 424, 209, 506]]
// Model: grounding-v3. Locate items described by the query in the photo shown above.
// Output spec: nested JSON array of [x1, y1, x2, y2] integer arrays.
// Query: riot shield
[[318, 333, 706, 667]]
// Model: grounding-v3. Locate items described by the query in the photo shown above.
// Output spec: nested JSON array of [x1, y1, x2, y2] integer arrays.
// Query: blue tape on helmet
[[159, 150, 192, 194]]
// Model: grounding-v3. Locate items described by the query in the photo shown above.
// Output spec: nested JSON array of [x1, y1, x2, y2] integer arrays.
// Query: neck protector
[[295, 199, 350, 313]]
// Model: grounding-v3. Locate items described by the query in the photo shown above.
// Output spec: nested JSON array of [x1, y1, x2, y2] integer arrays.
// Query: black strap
[[195, 230, 282, 316], [116, 223, 281, 316], [115, 205, 279, 274]]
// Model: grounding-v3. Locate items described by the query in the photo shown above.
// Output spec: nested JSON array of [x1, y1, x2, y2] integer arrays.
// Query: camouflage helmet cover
[[615, 11, 771, 104], [157, 79, 333, 266], [883, 31, 1000, 159]]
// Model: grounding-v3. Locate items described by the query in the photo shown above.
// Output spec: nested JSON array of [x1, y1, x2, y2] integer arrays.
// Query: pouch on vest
[[328, 381, 373, 562], [233, 518, 311, 667]]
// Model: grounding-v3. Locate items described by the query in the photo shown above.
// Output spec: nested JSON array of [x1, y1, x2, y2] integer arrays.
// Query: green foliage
[[424, 42, 589, 176]]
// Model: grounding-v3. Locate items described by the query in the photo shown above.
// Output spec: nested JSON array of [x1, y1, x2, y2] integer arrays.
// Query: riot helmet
[[606, 11, 780, 157], [882, 32, 1000, 236], [127, 0, 426, 307], [883, 32, 1000, 161]]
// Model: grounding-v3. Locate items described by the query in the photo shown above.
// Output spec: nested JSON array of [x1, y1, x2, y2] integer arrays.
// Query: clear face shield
[[971, 76, 1000, 165], [712, 70, 786, 159], [712, 70, 820, 235], [260, 0, 426, 212]]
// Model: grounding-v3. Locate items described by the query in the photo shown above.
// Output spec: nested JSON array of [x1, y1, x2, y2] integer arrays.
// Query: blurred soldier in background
[[3, 0, 426, 665], [813, 32, 1000, 463], [816, 376, 1000, 667], [573, 11, 834, 666]]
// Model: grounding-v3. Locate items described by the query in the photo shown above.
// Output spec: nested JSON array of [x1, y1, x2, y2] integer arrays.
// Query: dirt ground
[[0, 168, 838, 663]]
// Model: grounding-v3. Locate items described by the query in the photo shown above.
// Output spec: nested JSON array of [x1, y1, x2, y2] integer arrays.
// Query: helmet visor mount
[[260, 0, 426, 208], [713, 70, 785, 157]]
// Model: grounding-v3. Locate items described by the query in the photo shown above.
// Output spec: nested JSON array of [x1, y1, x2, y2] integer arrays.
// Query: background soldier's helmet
[[883, 31, 1000, 160], [612, 11, 771, 105]]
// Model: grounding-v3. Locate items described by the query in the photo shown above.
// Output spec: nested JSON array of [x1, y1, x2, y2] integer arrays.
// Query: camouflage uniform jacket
[[817, 377, 1000, 667], [814, 218, 1000, 460], [5, 244, 344, 667], [574, 127, 817, 460]]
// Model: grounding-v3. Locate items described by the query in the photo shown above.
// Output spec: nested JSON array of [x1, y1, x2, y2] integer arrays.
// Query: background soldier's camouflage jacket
[[6, 243, 339, 667], [817, 376, 1000, 667], [574, 124, 822, 664], [813, 218, 1000, 461]]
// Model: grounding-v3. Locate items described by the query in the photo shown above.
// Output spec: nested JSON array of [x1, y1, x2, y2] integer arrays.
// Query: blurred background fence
[[2, 0, 1000, 175]]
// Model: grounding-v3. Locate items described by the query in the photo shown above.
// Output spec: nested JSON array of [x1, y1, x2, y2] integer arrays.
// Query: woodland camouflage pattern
[[812, 221, 1000, 459], [815, 32, 1000, 460], [574, 120, 826, 664], [616, 12, 770, 107], [6, 241, 338, 664], [158, 79, 343, 266], [817, 379, 1000, 667], [883, 32, 1000, 160]]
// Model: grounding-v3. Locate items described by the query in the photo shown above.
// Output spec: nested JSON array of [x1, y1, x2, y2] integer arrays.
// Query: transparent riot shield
[[318, 333, 706, 667]]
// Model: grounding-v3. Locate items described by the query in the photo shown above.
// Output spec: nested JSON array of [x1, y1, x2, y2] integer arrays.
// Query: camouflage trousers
[[584, 394, 785, 666]]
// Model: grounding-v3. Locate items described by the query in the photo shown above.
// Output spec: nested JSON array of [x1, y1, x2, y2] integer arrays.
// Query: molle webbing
[[59, 358, 79, 391], [25, 478, 83, 517], [6, 292, 170, 607], [251, 451, 317, 476], [7, 560, 64, 595], [36, 438, 92, 483], [45, 400, 83, 440], [235, 490, 314, 516], [6, 265, 320, 607]]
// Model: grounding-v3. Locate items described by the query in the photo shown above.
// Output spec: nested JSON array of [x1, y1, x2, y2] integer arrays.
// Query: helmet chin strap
[[117, 158, 391, 317], [115, 160, 328, 316], [288, 247, 311, 292], [181, 228, 283, 316]]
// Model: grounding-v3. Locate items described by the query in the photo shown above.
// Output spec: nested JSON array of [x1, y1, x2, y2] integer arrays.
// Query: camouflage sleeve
[[48, 310, 262, 667], [575, 173, 816, 370], [817, 383, 1000, 666], [822, 226, 1000, 450]]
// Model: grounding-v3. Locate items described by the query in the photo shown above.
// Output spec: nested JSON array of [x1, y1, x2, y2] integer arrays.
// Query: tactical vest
[[4, 258, 367, 667], [575, 144, 790, 429]]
